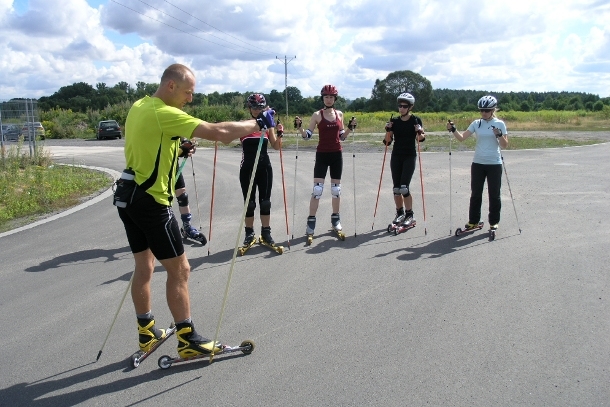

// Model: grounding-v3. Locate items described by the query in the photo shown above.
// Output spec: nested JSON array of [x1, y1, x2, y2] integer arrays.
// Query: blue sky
[[1, 0, 609, 101]]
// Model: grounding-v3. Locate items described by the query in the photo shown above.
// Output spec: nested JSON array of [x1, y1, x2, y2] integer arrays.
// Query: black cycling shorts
[[313, 151, 343, 179]]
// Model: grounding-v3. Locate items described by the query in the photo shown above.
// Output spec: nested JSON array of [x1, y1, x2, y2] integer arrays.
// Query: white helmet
[[397, 93, 415, 105], [477, 95, 498, 110]]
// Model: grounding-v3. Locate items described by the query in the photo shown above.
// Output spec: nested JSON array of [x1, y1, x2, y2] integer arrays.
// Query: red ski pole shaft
[[279, 137, 290, 249], [416, 135, 427, 235], [207, 141, 218, 256]]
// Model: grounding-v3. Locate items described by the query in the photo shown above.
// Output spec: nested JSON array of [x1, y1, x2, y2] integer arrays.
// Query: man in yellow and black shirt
[[118, 63, 275, 358]]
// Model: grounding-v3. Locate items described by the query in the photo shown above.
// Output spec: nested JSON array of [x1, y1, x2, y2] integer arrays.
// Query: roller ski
[[258, 226, 284, 254], [387, 208, 411, 233], [130, 319, 177, 369], [393, 212, 417, 235], [455, 221, 484, 237], [489, 224, 498, 241], [305, 216, 316, 245], [156, 322, 254, 369], [331, 213, 345, 240], [238, 227, 257, 256], [180, 214, 207, 245]]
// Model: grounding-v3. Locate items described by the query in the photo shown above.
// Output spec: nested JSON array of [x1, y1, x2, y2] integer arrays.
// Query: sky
[[1, 0, 609, 102]]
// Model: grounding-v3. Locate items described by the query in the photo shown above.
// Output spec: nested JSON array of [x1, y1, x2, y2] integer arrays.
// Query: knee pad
[[312, 182, 324, 199], [259, 199, 271, 216], [331, 183, 341, 198], [176, 192, 189, 207], [399, 185, 410, 197], [393, 187, 401, 196], [246, 200, 256, 218]]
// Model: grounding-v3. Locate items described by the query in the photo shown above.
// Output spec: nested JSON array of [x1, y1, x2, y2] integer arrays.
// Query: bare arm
[[192, 120, 260, 145], [267, 127, 281, 150]]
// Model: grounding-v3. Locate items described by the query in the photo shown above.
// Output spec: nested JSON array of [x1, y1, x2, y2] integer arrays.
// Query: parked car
[[96, 120, 122, 140], [21, 122, 45, 140], [1, 124, 21, 141]]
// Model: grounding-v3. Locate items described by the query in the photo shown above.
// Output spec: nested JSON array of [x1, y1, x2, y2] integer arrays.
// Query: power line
[[163, 0, 270, 55], [110, 0, 275, 57]]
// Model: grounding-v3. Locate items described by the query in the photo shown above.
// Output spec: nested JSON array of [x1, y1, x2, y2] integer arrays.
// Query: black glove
[[492, 126, 503, 138], [384, 122, 392, 132], [382, 139, 392, 146], [178, 138, 195, 158], [447, 120, 456, 133], [348, 117, 356, 131]]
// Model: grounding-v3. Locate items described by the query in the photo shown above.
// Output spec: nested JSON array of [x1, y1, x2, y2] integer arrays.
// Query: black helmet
[[247, 93, 266, 109]]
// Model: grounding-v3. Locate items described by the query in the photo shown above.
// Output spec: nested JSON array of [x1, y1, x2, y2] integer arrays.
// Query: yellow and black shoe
[[138, 318, 166, 353], [176, 322, 222, 358]]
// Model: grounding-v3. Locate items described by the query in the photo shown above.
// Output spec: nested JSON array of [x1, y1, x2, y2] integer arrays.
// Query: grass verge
[[0, 141, 112, 232]]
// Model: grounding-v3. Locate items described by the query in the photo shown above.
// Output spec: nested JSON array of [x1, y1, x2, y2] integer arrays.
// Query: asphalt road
[[0, 138, 609, 406]]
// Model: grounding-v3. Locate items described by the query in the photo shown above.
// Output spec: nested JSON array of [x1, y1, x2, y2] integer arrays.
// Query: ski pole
[[189, 156, 203, 235], [96, 271, 134, 361], [291, 117, 300, 240], [449, 126, 453, 236], [416, 129, 428, 235], [208, 141, 218, 256], [496, 135, 522, 234], [372, 114, 392, 230], [210, 119, 269, 363], [350, 116, 357, 237], [278, 132, 291, 249]]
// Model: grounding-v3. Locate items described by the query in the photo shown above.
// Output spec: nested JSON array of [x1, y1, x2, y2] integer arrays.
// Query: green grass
[[0, 141, 112, 232]]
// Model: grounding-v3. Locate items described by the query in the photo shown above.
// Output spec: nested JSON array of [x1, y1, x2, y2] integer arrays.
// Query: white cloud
[[0, 0, 609, 101]]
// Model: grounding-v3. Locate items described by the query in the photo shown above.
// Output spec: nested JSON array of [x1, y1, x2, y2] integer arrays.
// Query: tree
[[369, 70, 433, 111]]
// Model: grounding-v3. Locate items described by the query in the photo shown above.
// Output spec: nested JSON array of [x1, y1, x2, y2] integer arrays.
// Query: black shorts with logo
[[117, 188, 184, 260]]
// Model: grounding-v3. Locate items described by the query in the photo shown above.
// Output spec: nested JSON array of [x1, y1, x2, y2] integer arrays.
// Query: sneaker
[[331, 213, 342, 231], [176, 322, 222, 358], [138, 318, 166, 353], [393, 208, 405, 224], [465, 222, 478, 229], [260, 226, 275, 245], [243, 227, 256, 246], [306, 216, 316, 235], [402, 210, 414, 226]]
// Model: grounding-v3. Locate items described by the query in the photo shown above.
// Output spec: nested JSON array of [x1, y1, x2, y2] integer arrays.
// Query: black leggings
[[240, 162, 273, 215], [390, 154, 416, 194], [469, 162, 502, 225]]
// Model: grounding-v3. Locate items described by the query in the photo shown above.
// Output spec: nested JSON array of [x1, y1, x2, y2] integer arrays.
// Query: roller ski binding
[[238, 227, 257, 256], [306, 216, 316, 245], [394, 211, 416, 235], [180, 214, 207, 245], [387, 208, 406, 233], [259, 226, 284, 254], [455, 221, 484, 237], [157, 322, 254, 369], [331, 213, 345, 240], [489, 224, 498, 241], [130, 319, 177, 369]]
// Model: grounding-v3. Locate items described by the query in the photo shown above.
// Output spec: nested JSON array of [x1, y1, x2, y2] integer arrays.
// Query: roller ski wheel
[[387, 223, 398, 233], [489, 225, 498, 241], [157, 339, 255, 370], [455, 221, 484, 237], [238, 236, 257, 256], [129, 323, 177, 369], [181, 227, 207, 245], [259, 237, 284, 254], [332, 228, 346, 241], [393, 220, 416, 235]]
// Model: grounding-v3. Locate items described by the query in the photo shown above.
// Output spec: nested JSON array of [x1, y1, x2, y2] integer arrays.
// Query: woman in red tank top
[[295, 84, 357, 243]]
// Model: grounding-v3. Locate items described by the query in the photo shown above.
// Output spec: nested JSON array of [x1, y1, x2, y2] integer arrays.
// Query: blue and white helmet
[[477, 95, 498, 110]]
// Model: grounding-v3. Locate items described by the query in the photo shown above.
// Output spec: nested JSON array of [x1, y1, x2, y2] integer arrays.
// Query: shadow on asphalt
[[0, 351, 251, 406], [24, 247, 132, 274]]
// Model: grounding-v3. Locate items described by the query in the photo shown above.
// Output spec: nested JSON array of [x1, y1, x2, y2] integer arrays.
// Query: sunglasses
[[479, 109, 493, 113], [398, 104, 412, 109]]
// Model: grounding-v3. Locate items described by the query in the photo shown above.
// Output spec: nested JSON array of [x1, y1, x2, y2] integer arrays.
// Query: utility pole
[[276, 55, 296, 122]]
